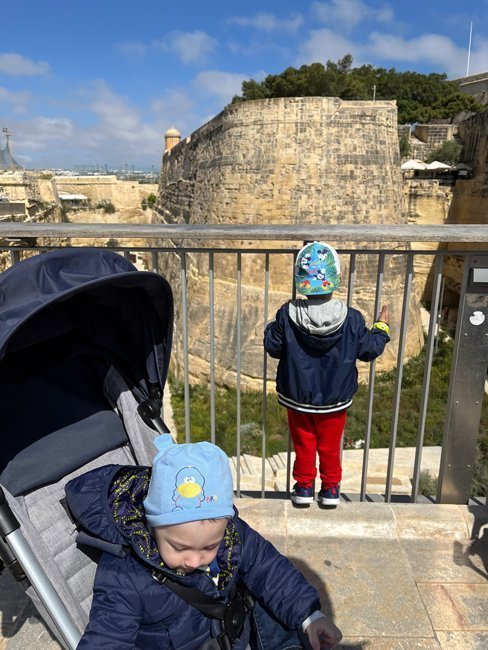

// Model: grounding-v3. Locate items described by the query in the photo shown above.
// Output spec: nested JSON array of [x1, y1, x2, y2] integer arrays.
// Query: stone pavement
[[1, 497, 487, 649]]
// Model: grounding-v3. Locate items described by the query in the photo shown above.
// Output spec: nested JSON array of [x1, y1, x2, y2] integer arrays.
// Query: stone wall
[[155, 97, 424, 389], [54, 176, 157, 209], [442, 110, 488, 304], [403, 179, 454, 301]]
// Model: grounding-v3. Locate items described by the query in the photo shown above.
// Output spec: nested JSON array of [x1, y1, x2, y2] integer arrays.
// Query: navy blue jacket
[[65, 465, 320, 649], [264, 305, 389, 413]]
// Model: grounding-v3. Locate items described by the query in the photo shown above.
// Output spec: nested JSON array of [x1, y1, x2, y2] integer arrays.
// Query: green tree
[[232, 57, 484, 124], [399, 135, 411, 158], [426, 140, 463, 165]]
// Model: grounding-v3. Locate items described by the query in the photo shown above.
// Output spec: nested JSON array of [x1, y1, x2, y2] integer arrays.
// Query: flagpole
[[466, 20, 473, 76]]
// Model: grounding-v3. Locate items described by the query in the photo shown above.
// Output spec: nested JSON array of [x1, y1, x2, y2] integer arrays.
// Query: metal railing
[[1, 223, 487, 505]]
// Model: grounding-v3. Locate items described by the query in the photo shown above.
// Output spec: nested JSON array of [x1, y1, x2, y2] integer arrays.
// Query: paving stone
[[417, 584, 488, 631], [339, 637, 441, 648], [435, 631, 488, 649], [393, 504, 470, 539], [287, 537, 434, 638], [285, 501, 397, 539], [234, 498, 286, 552], [400, 538, 488, 583]]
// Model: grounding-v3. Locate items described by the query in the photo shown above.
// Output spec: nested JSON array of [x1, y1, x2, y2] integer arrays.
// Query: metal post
[[236, 253, 242, 497], [261, 254, 270, 497], [209, 253, 216, 445], [437, 254, 488, 503], [180, 252, 190, 443]]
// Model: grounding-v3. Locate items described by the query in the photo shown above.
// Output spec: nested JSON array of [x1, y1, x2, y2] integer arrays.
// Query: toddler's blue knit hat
[[144, 435, 234, 527], [295, 241, 341, 296]]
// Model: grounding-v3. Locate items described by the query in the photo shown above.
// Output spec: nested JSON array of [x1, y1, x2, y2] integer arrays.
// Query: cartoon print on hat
[[172, 466, 206, 510], [143, 434, 234, 527], [295, 241, 341, 296]]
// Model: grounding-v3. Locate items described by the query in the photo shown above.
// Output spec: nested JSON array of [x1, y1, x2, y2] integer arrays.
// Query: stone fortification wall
[[155, 97, 424, 389], [0, 171, 28, 201], [457, 109, 488, 174], [403, 179, 454, 300], [55, 176, 157, 209], [442, 110, 488, 303]]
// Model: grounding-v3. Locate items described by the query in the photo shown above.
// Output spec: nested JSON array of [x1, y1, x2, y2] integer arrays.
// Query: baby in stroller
[[65, 433, 342, 649]]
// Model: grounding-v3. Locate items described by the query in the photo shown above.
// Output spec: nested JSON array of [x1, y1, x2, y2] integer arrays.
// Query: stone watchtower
[[154, 97, 424, 388], [164, 127, 181, 153]]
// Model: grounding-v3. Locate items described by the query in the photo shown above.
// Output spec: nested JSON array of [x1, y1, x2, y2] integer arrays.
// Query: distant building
[[0, 128, 22, 171]]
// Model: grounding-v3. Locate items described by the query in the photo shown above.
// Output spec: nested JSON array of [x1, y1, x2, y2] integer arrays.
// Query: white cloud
[[193, 70, 249, 106], [0, 53, 50, 75], [0, 87, 31, 114], [154, 30, 218, 65], [297, 29, 360, 66], [366, 32, 466, 76], [114, 41, 148, 59], [14, 117, 74, 153], [229, 12, 304, 32], [468, 38, 488, 76], [311, 1, 393, 30]]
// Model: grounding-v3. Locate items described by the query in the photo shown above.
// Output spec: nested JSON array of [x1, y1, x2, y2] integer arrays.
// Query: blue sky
[[1, 0, 487, 169]]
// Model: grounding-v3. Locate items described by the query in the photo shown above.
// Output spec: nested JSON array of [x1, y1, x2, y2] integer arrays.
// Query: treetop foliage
[[231, 56, 483, 125]]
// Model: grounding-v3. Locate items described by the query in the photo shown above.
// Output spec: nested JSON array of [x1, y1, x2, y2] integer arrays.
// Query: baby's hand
[[378, 305, 389, 323], [306, 616, 342, 649]]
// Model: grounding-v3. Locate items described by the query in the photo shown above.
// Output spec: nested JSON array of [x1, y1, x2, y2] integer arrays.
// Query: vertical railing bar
[[385, 254, 414, 502], [286, 250, 297, 499], [209, 253, 216, 445], [151, 251, 158, 273], [180, 252, 191, 443], [435, 276, 445, 354], [261, 253, 270, 498], [411, 255, 444, 501], [10, 249, 20, 265], [343, 252, 356, 468], [347, 252, 356, 308], [236, 253, 242, 497], [123, 250, 131, 261], [360, 252, 385, 501]]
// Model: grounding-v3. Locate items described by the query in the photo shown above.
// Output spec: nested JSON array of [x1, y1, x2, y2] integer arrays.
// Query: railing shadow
[[452, 504, 488, 581]]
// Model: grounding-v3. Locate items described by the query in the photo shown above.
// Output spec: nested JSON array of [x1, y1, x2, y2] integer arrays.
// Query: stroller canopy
[[0, 248, 173, 495]]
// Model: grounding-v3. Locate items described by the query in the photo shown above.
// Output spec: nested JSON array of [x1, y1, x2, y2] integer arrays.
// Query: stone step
[[230, 447, 442, 495]]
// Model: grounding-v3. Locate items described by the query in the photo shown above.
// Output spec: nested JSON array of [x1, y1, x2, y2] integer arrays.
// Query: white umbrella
[[401, 159, 427, 170], [426, 160, 452, 170]]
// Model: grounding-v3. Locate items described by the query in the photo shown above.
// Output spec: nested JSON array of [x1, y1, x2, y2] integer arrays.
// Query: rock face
[[154, 97, 425, 388]]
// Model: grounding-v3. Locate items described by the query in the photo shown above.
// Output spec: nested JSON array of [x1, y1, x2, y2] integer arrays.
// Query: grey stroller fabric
[[0, 249, 173, 649], [3, 369, 159, 642]]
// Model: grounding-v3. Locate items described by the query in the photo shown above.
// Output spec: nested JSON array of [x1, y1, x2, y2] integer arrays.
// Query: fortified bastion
[[154, 96, 424, 388]]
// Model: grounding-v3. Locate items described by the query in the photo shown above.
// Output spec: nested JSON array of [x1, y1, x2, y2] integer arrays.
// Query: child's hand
[[378, 305, 389, 323], [305, 616, 342, 649]]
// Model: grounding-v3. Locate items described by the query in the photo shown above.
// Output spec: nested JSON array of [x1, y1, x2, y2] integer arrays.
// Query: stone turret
[[164, 127, 181, 152]]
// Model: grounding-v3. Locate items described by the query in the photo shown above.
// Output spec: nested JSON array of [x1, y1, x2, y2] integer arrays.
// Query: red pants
[[287, 408, 347, 489]]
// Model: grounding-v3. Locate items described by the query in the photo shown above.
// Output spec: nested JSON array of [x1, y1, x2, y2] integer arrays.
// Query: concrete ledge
[[234, 499, 486, 541]]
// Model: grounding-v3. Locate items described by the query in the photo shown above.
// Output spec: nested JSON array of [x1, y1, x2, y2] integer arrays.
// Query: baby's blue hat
[[144, 435, 234, 527]]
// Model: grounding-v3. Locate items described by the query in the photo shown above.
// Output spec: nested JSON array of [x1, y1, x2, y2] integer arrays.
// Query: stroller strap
[[152, 570, 254, 650]]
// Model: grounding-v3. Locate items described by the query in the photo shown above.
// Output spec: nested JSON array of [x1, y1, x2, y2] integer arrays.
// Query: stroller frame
[[0, 248, 174, 649]]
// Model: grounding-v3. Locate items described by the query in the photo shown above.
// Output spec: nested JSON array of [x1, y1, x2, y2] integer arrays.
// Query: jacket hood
[[288, 298, 347, 350]]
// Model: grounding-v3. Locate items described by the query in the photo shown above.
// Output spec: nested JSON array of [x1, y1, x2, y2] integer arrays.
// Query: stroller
[[0, 248, 173, 649]]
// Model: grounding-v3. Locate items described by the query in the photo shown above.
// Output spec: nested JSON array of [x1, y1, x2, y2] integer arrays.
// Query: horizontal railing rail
[[1, 223, 487, 505], [1, 222, 488, 242]]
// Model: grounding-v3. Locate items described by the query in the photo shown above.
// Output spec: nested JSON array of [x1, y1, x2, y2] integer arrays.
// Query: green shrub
[[96, 200, 116, 214], [418, 470, 438, 497]]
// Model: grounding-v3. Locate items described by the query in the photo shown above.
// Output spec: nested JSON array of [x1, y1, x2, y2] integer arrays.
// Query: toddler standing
[[264, 241, 390, 506]]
